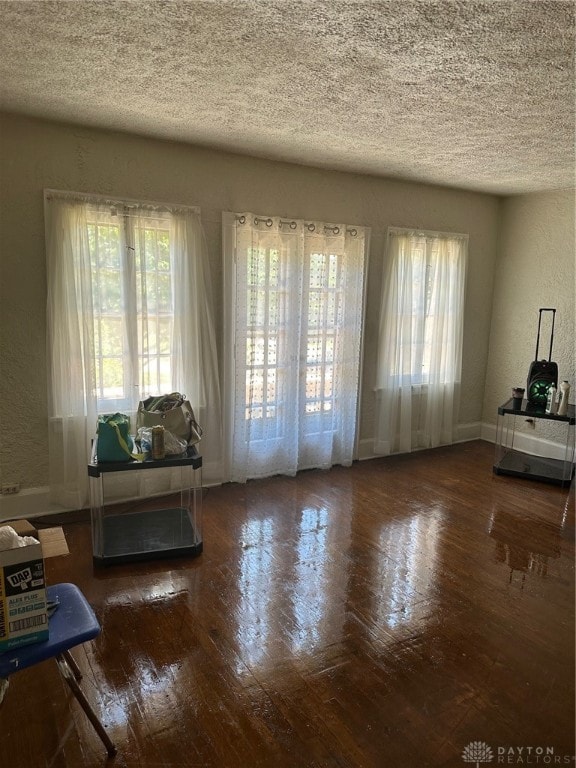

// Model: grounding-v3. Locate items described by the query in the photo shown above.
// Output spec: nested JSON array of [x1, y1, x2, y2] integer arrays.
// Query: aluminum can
[[151, 425, 165, 460]]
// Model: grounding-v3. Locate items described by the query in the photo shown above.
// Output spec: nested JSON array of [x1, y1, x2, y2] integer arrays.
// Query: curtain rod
[[388, 226, 468, 240], [44, 189, 200, 216], [236, 214, 360, 237]]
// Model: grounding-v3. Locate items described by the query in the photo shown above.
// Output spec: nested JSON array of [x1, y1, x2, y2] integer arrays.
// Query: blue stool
[[0, 582, 116, 757]]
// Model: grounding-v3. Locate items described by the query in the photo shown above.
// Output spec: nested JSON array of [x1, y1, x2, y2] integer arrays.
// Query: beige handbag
[[136, 393, 202, 446]]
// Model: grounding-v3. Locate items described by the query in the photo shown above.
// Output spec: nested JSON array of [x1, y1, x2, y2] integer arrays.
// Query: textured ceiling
[[0, 0, 574, 195]]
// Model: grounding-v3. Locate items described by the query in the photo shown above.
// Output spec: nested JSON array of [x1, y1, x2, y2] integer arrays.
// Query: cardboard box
[[0, 520, 69, 652]]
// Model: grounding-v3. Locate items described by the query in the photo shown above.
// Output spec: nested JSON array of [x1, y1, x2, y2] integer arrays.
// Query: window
[[390, 234, 466, 386], [243, 244, 346, 429], [86, 208, 174, 409], [374, 227, 468, 455], [305, 251, 341, 415], [223, 213, 368, 482], [45, 191, 221, 507]]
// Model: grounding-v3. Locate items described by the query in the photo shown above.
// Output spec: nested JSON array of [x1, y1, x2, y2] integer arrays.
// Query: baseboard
[[0, 478, 222, 523], [480, 421, 569, 461], [358, 421, 483, 461], [0, 486, 73, 523], [454, 421, 483, 444], [359, 419, 570, 463]]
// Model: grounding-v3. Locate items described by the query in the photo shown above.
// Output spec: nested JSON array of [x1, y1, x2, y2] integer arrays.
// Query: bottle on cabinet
[[546, 385, 557, 414], [557, 380, 570, 416]]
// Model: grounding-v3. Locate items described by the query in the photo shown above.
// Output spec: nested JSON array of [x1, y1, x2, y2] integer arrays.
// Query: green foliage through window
[[87, 214, 174, 405]]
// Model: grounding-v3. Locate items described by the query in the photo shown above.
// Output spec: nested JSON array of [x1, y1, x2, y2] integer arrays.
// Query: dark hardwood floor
[[1, 440, 574, 767]]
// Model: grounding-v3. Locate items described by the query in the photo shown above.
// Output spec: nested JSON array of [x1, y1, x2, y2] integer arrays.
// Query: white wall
[[0, 112, 501, 511], [482, 190, 576, 446]]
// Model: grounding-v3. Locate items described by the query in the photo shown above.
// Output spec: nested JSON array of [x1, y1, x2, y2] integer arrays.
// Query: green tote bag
[[96, 413, 143, 462]]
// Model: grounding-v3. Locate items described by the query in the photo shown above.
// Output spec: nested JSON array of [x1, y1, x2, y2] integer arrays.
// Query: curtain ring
[[238, 215, 246, 224], [307, 223, 315, 232], [349, 228, 357, 237], [255, 216, 273, 228], [333, 226, 340, 235], [290, 221, 297, 230]]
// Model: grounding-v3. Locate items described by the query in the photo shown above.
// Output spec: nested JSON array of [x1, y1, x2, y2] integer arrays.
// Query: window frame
[[84, 205, 177, 413]]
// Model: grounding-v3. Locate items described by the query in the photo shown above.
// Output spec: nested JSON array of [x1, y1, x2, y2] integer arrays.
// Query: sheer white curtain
[[374, 228, 467, 455], [170, 210, 222, 483], [46, 197, 96, 510], [222, 212, 367, 483], [45, 191, 221, 509]]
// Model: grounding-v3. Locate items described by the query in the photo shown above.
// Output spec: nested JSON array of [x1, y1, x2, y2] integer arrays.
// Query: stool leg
[[62, 649, 83, 681], [56, 654, 117, 757], [0, 677, 8, 706]]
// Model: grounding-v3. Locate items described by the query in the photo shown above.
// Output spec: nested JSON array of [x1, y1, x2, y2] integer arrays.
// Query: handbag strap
[[109, 422, 145, 462]]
